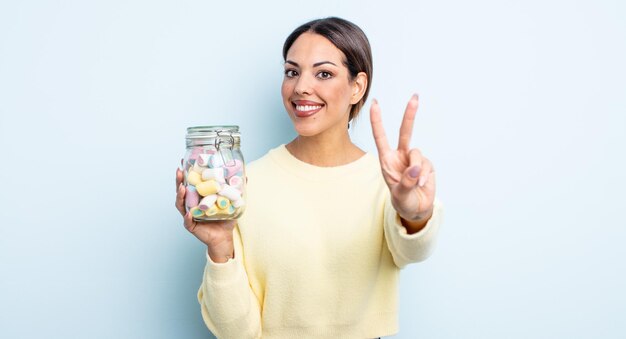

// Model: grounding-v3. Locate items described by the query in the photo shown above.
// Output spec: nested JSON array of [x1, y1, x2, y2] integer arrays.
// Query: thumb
[[395, 165, 420, 197]]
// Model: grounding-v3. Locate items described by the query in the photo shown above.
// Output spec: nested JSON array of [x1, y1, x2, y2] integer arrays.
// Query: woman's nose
[[294, 74, 312, 96]]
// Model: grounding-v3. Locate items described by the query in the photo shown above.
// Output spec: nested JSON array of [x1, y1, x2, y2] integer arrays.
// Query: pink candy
[[185, 186, 199, 209], [224, 159, 243, 179], [189, 148, 203, 161], [228, 175, 243, 189]]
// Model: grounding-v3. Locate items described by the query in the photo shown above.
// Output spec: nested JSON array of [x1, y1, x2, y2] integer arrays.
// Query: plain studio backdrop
[[1, 0, 624, 338]]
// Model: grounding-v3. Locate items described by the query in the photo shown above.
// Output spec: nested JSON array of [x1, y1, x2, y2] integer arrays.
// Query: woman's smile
[[292, 100, 325, 117]]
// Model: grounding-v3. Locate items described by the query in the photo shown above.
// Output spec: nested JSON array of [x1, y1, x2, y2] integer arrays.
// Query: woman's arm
[[176, 169, 262, 338], [197, 225, 262, 338], [383, 196, 443, 269], [369, 95, 443, 268]]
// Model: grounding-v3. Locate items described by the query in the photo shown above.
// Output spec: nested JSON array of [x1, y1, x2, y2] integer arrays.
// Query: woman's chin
[[293, 123, 320, 137], [294, 128, 318, 137]]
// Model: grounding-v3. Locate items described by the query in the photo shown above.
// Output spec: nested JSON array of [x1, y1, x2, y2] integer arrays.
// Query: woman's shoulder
[[247, 144, 282, 164], [244, 144, 286, 175]]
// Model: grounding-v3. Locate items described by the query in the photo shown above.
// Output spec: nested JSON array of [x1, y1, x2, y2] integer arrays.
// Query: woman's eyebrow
[[285, 60, 338, 67]]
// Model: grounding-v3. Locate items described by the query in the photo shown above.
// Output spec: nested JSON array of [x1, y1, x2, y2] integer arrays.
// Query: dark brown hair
[[282, 17, 373, 122]]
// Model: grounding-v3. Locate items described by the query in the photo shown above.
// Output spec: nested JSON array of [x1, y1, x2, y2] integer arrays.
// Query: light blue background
[[1, 0, 625, 338]]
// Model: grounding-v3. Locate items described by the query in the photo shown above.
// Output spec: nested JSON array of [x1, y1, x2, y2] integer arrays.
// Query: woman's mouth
[[293, 102, 324, 117]]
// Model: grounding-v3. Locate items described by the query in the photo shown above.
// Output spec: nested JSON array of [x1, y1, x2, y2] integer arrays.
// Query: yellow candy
[[205, 204, 219, 216], [215, 205, 236, 215], [186, 171, 202, 186], [196, 180, 220, 197], [190, 207, 204, 218], [213, 204, 235, 216], [216, 196, 231, 210]]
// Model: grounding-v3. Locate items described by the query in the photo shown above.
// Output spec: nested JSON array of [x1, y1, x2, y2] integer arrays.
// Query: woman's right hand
[[176, 167, 236, 263]]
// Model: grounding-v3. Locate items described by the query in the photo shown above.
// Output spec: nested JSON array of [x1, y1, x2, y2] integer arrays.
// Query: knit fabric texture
[[198, 144, 443, 338]]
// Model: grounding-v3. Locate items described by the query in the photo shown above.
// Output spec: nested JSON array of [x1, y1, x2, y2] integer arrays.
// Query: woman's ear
[[350, 72, 368, 105]]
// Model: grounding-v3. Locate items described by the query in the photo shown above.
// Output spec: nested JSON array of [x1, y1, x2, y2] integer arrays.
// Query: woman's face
[[281, 32, 364, 138]]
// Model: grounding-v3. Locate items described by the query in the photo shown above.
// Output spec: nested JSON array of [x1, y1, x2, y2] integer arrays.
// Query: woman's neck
[[285, 129, 365, 167]]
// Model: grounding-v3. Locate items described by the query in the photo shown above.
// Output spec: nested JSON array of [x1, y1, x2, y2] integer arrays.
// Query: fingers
[[175, 179, 186, 216], [183, 211, 198, 234], [423, 169, 436, 191], [176, 168, 183, 192], [398, 94, 419, 151], [407, 149, 434, 188], [369, 99, 391, 156], [418, 158, 434, 188], [371, 95, 419, 154], [397, 149, 422, 193], [398, 149, 434, 192]]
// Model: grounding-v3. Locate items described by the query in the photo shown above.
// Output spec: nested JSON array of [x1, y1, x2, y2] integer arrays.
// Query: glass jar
[[183, 126, 246, 220]]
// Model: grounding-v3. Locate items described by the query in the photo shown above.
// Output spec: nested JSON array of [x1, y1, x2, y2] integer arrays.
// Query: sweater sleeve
[[383, 197, 444, 269], [197, 225, 262, 339]]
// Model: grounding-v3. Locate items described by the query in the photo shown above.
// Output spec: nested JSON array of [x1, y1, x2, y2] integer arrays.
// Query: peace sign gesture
[[370, 94, 436, 229]]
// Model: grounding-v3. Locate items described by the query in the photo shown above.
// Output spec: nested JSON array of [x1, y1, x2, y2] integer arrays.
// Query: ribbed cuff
[[388, 198, 443, 240], [384, 198, 443, 267], [205, 250, 243, 285]]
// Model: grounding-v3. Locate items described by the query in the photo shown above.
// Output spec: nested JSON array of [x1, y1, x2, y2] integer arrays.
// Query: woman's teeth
[[296, 105, 322, 111]]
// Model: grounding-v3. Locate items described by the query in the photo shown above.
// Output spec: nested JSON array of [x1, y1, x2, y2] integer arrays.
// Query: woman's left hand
[[369, 94, 436, 228]]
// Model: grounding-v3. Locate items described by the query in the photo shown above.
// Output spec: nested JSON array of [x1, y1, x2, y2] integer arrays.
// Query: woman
[[175, 17, 443, 339]]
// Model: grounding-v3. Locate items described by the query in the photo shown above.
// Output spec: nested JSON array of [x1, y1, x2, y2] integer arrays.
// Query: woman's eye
[[284, 69, 298, 77], [317, 71, 332, 79]]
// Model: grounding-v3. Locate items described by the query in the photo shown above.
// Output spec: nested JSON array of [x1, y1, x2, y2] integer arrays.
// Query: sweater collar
[[268, 144, 376, 182]]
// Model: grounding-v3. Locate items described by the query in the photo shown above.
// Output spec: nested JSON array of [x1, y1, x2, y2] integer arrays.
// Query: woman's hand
[[176, 168, 236, 262], [369, 94, 436, 232]]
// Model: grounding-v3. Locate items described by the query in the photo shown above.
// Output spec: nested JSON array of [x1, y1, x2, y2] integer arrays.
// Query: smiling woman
[[281, 32, 368, 140], [282, 17, 373, 123], [174, 16, 443, 338]]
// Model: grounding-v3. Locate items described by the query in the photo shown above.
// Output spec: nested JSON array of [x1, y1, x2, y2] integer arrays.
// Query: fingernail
[[419, 176, 427, 187], [372, 98, 378, 105], [412, 93, 419, 100], [409, 166, 420, 179]]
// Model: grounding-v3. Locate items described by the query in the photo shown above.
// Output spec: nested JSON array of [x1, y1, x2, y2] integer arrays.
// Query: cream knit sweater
[[197, 144, 443, 338]]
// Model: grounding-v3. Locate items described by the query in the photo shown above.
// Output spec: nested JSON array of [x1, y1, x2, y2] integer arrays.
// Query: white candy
[[209, 154, 223, 168], [192, 162, 207, 174], [218, 184, 242, 201], [202, 168, 225, 183], [232, 198, 245, 208], [197, 154, 211, 167], [198, 194, 217, 211]]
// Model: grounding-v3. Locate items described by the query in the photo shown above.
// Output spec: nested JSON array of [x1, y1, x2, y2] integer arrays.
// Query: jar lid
[[186, 125, 240, 147]]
